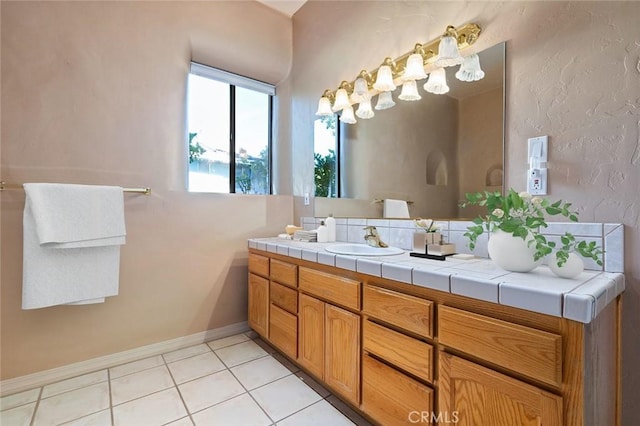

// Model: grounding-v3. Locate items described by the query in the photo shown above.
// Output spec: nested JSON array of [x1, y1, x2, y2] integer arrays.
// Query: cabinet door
[[439, 353, 563, 426], [270, 303, 297, 359], [298, 294, 324, 379], [248, 273, 269, 337], [325, 304, 360, 405]]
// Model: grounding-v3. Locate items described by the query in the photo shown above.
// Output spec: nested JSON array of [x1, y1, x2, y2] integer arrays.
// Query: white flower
[[519, 191, 532, 201], [531, 197, 543, 205], [492, 208, 505, 218]]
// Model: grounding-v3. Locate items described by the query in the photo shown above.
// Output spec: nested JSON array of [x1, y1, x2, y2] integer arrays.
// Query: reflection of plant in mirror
[[314, 150, 336, 197]]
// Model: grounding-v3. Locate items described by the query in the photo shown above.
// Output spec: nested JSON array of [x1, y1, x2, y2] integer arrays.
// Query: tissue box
[[427, 243, 456, 256]]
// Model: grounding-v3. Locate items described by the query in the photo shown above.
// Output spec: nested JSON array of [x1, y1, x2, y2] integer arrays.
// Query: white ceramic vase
[[548, 252, 584, 279], [487, 229, 542, 272]]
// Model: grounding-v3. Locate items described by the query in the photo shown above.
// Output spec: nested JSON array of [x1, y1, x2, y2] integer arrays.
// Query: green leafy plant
[[459, 189, 603, 267]]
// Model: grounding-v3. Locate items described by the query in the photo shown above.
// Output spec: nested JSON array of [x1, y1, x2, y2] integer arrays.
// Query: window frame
[[188, 62, 275, 194]]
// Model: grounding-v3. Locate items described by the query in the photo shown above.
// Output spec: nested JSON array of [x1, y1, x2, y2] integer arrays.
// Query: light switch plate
[[528, 136, 548, 164]]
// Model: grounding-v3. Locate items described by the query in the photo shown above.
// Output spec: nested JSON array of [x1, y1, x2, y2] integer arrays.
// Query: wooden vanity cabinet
[[297, 268, 361, 406], [247, 249, 621, 426], [268, 259, 298, 359], [439, 352, 563, 426], [248, 254, 270, 337]]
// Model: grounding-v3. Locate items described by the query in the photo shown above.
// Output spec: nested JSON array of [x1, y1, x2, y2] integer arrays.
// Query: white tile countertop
[[248, 238, 625, 324]]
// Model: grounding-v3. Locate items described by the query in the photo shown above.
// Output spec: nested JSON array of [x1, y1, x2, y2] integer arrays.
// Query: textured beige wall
[[0, 1, 293, 379], [292, 1, 640, 422]]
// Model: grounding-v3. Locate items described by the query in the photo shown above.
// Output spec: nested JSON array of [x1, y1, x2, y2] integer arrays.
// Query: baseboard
[[0, 321, 250, 397]]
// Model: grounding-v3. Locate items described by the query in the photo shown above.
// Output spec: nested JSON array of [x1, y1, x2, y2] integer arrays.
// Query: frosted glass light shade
[[424, 68, 449, 95], [332, 88, 351, 112], [373, 65, 396, 91], [374, 91, 396, 110], [433, 35, 463, 68], [351, 77, 370, 103], [356, 98, 375, 119], [402, 53, 427, 81], [398, 80, 422, 101], [339, 105, 357, 124], [455, 53, 485, 82], [315, 97, 333, 116]]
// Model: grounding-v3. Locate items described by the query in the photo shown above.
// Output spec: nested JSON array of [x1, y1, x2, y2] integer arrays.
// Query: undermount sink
[[325, 243, 404, 256]]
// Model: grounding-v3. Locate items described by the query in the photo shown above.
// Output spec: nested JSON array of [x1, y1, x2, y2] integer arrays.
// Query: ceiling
[[257, 0, 307, 17]]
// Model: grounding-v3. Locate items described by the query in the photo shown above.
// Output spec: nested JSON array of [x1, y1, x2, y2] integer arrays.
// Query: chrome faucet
[[363, 226, 388, 248]]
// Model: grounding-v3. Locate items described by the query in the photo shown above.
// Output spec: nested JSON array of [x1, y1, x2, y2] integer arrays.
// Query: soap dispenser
[[317, 221, 329, 243], [325, 214, 336, 242]]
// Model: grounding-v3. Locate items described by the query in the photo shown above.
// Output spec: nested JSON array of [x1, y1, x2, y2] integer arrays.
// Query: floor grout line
[[5, 333, 358, 426]]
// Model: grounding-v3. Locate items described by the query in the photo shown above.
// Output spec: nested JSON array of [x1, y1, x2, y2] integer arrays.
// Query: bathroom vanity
[[247, 237, 623, 426]]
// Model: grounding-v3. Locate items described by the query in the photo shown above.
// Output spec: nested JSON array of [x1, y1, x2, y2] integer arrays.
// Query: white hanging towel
[[383, 199, 410, 218], [22, 183, 126, 309]]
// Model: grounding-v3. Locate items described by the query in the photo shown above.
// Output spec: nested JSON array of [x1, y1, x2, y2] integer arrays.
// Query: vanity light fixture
[[315, 90, 334, 116], [424, 68, 449, 95], [315, 23, 481, 122], [455, 53, 485, 82], [356, 98, 375, 119], [332, 82, 352, 112], [374, 91, 396, 110], [372, 58, 397, 92], [339, 105, 357, 124], [402, 45, 429, 81], [433, 26, 464, 68], [351, 71, 372, 103], [398, 80, 422, 101]]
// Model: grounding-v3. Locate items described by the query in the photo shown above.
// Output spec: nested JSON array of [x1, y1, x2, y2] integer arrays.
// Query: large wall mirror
[[314, 42, 505, 220]]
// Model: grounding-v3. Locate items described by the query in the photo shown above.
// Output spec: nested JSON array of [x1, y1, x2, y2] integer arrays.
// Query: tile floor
[[0, 332, 371, 426]]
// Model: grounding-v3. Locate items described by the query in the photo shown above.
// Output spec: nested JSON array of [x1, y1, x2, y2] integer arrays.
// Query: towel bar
[[0, 181, 151, 195], [374, 198, 414, 204]]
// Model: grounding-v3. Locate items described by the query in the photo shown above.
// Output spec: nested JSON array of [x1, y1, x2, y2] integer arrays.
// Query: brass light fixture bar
[[321, 23, 481, 101]]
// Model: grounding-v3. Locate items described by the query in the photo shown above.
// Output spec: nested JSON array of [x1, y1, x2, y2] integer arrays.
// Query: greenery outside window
[[187, 62, 274, 194], [314, 115, 339, 197]]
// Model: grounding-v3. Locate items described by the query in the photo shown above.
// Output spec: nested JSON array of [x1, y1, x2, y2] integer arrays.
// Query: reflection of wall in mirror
[[342, 92, 459, 218]]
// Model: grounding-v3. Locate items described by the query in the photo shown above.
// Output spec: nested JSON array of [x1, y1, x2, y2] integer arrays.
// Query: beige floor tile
[[250, 375, 322, 422], [61, 409, 111, 426], [231, 356, 291, 390], [112, 388, 186, 426], [277, 399, 354, 426], [165, 416, 194, 426], [162, 344, 211, 364], [191, 393, 271, 426], [109, 355, 164, 379], [206, 333, 249, 351], [178, 370, 245, 414], [33, 382, 110, 426], [0, 388, 40, 411], [214, 340, 268, 368], [111, 365, 174, 405], [42, 370, 108, 398], [0, 402, 36, 426], [167, 352, 226, 384]]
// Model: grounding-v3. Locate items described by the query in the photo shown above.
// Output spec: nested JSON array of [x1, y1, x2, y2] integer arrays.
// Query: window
[[187, 63, 274, 194]]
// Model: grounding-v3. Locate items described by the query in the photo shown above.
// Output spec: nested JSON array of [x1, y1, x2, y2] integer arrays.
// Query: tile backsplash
[[300, 217, 624, 273]]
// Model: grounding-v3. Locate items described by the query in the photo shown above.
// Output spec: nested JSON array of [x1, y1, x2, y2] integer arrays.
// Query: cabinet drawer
[[299, 267, 360, 311], [362, 354, 433, 426], [270, 281, 297, 314], [363, 320, 433, 383], [271, 259, 297, 288], [248, 253, 269, 277], [438, 305, 562, 387], [363, 285, 433, 338], [269, 303, 297, 359]]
